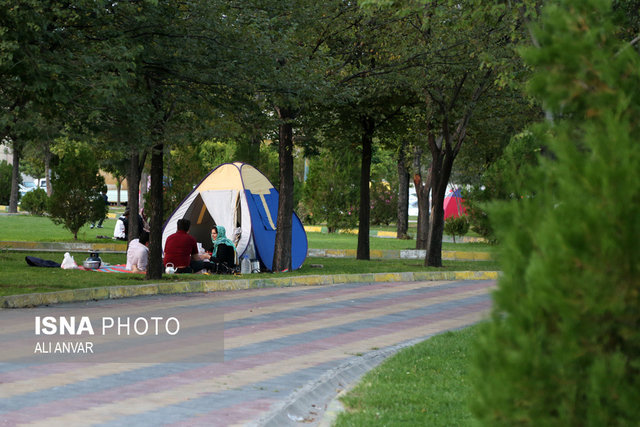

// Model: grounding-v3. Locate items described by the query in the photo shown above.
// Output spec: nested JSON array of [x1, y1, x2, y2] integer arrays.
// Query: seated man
[[163, 218, 212, 273], [126, 231, 150, 273]]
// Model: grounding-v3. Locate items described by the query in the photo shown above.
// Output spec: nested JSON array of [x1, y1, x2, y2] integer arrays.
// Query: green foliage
[[0, 161, 14, 205], [472, 0, 640, 424], [464, 129, 543, 242], [47, 143, 107, 239], [303, 147, 360, 232], [199, 139, 281, 187], [370, 181, 397, 226], [162, 144, 208, 221], [444, 216, 469, 244], [20, 188, 48, 216]]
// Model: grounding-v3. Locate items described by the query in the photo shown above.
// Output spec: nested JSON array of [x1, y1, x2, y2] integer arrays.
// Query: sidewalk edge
[[0, 271, 499, 309]]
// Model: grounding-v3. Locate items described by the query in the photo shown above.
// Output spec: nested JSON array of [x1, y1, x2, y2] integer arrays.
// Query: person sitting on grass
[[113, 209, 128, 240], [209, 225, 237, 271], [126, 230, 150, 273], [163, 218, 213, 274]]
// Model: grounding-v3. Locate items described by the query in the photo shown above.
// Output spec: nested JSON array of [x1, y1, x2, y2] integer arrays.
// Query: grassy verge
[[308, 232, 495, 253], [0, 250, 499, 296], [0, 215, 495, 253], [336, 325, 480, 426]]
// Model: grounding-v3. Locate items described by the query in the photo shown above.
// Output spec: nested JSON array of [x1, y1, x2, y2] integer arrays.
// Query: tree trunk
[[9, 143, 21, 213], [413, 145, 431, 249], [44, 145, 52, 196], [396, 140, 409, 239], [425, 131, 455, 267], [425, 153, 453, 267], [116, 180, 122, 206], [139, 170, 149, 208], [272, 106, 295, 272], [127, 149, 141, 241], [357, 116, 375, 260], [146, 142, 164, 280]]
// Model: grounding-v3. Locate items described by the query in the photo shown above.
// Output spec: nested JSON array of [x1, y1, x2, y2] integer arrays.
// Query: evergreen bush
[[0, 160, 13, 205], [303, 147, 360, 232], [444, 216, 469, 243], [464, 130, 541, 243], [20, 188, 48, 216], [48, 142, 107, 239], [472, 0, 640, 424], [370, 181, 396, 226]]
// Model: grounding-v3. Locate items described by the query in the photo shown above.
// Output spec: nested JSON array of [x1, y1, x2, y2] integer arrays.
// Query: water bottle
[[241, 255, 251, 274]]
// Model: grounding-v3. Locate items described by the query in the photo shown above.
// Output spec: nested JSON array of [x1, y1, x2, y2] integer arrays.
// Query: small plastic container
[[241, 256, 251, 274]]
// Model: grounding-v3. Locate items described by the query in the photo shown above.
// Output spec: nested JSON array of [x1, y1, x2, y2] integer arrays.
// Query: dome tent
[[443, 188, 467, 220], [161, 162, 308, 271]]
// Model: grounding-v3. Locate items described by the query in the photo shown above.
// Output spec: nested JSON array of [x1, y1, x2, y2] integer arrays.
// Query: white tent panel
[[200, 190, 237, 236], [236, 191, 252, 257], [200, 190, 252, 256], [162, 190, 199, 251]]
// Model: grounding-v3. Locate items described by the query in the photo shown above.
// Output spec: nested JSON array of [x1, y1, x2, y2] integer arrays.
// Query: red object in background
[[443, 188, 467, 219]]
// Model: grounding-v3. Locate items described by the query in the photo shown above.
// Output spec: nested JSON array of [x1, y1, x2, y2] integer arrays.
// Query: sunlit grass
[[336, 325, 480, 426], [0, 214, 494, 252], [0, 250, 498, 297], [0, 213, 498, 297]]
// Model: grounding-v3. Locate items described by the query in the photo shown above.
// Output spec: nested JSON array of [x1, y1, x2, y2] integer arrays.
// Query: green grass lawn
[[0, 214, 498, 297], [0, 214, 495, 253], [0, 214, 121, 243], [336, 325, 480, 426], [0, 250, 499, 296]]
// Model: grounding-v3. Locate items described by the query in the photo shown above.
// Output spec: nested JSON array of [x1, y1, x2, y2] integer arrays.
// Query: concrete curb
[[303, 226, 487, 243], [0, 240, 127, 253], [308, 248, 493, 261], [255, 335, 433, 427], [0, 270, 499, 309]]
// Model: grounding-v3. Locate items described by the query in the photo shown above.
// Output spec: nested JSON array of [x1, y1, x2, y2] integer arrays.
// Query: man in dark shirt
[[163, 218, 211, 273]]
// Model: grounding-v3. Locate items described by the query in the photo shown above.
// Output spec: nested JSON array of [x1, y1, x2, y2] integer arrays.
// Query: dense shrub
[[20, 188, 48, 216], [0, 160, 14, 205], [162, 144, 208, 221], [370, 181, 396, 226], [464, 130, 541, 243], [443, 216, 469, 243], [472, 1, 640, 425], [303, 147, 360, 232], [48, 143, 107, 239]]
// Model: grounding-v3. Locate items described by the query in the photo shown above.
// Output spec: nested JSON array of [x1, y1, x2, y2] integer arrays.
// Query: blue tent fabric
[[245, 188, 307, 271], [250, 193, 277, 231]]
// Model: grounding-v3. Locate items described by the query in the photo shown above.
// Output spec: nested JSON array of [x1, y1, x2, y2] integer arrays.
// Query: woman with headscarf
[[210, 225, 237, 269]]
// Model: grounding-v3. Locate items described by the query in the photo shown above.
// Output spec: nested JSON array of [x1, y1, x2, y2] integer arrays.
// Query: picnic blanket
[[78, 264, 144, 274]]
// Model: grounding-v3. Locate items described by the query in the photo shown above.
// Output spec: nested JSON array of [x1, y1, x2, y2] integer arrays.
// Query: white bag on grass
[[61, 252, 78, 269]]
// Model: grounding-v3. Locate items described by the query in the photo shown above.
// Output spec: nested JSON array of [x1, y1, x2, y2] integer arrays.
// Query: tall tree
[[0, 0, 126, 212], [229, 0, 344, 271], [83, 1, 251, 278], [366, 0, 532, 266], [320, 5, 417, 259]]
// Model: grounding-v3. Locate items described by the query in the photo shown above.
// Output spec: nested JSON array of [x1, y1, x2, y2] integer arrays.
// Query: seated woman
[[210, 225, 237, 272]]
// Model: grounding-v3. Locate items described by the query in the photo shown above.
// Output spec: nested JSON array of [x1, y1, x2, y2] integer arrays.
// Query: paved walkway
[[0, 278, 494, 426]]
